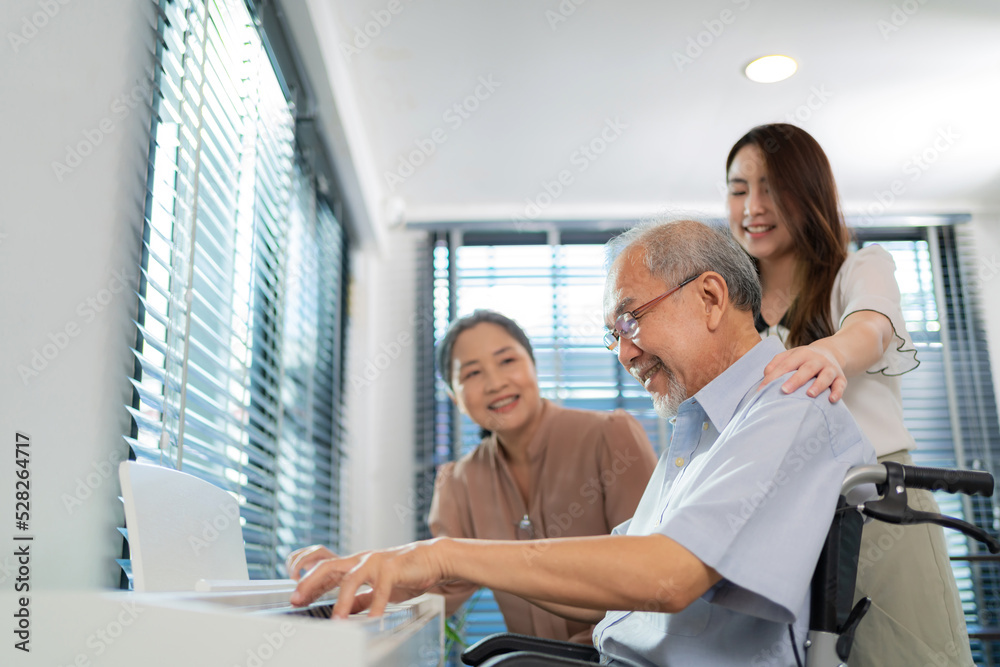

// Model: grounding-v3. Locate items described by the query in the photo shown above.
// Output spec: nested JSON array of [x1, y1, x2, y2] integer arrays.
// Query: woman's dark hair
[[726, 123, 850, 347], [435, 309, 535, 390]]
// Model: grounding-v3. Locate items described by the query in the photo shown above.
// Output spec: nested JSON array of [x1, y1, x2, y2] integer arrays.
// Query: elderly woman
[[428, 309, 657, 643]]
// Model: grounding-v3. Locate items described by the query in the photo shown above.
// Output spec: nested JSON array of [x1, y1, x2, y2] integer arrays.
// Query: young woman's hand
[[759, 341, 847, 402], [759, 311, 893, 402]]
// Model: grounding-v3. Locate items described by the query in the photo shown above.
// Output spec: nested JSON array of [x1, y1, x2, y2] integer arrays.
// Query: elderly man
[[287, 220, 875, 666]]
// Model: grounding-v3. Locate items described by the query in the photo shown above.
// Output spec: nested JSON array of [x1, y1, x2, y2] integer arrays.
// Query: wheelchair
[[460, 461, 1000, 667]]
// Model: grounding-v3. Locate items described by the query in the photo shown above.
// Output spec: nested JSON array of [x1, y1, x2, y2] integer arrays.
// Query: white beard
[[651, 368, 687, 419]]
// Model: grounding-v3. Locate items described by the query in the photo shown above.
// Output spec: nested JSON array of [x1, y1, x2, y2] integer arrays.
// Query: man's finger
[[332, 568, 367, 619], [292, 560, 342, 607], [286, 546, 315, 578], [286, 549, 311, 580], [352, 590, 375, 615], [368, 580, 393, 619], [287, 545, 335, 580]]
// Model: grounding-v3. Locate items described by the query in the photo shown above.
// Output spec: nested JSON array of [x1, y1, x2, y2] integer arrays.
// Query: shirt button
[[675, 457, 684, 467], [702, 422, 709, 431]]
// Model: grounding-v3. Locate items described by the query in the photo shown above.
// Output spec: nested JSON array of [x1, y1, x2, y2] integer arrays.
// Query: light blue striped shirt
[[595, 336, 875, 667]]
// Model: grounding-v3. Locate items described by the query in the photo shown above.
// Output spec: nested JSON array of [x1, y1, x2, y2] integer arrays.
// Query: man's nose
[[617, 334, 642, 368]]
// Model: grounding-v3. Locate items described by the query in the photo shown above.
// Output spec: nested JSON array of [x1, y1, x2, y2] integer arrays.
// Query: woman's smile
[[488, 395, 520, 413]]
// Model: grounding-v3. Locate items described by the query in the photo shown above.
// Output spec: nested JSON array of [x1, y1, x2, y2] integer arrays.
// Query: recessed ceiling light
[[744, 55, 798, 83]]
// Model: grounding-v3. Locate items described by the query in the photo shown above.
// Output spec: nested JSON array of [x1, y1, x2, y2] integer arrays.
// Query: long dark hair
[[726, 123, 850, 347]]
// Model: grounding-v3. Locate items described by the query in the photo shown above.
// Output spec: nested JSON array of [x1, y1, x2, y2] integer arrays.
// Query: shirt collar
[[688, 337, 786, 432]]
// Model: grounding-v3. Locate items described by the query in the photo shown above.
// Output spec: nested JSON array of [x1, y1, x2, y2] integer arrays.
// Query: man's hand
[[286, 544, 339, 581], [290, 539, 450, 619], [759, 342, 847, 402]]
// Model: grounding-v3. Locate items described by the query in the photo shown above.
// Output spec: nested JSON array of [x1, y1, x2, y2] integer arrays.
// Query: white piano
[[9, 587, 443, 666], [5, 462, 443, 666]]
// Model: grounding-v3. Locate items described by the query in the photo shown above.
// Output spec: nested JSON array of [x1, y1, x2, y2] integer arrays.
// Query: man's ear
[[700, 272, 728, 331]]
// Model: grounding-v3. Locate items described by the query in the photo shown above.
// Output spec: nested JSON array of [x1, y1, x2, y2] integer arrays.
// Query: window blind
[[126, 0, 347, 584], [929, 224, 1000, 660], [443, 235, 670, 457]]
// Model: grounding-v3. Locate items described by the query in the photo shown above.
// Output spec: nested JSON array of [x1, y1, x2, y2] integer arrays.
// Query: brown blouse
[[427, 400, 658, 643]]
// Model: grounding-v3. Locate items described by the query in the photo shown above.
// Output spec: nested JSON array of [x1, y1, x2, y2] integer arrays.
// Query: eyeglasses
[[603, 274, 701, 351]]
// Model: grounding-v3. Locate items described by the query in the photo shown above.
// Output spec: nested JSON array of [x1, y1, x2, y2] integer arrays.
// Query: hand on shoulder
[[758, 341, 847, 402]]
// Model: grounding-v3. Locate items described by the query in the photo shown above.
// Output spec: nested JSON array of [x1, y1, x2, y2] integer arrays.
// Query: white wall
[[342, 228, 423, 552], [0, 0, 154, 588]]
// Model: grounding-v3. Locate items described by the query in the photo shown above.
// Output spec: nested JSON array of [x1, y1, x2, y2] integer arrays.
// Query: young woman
[[725, 123, 970, 667], [428, 309, 658, 643]]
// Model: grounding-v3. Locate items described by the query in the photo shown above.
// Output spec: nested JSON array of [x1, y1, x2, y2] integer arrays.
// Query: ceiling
[[280, 0, 1000, 238]]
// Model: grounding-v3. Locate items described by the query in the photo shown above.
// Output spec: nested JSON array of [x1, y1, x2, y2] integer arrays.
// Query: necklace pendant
[[518, 514, 533, 537]]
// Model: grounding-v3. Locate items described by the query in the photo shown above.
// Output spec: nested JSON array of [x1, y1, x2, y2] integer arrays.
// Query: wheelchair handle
[[901, 465, 995, 496], [842, 464, 995, 497]]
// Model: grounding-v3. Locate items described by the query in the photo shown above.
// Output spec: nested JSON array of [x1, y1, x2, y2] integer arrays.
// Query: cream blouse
[[757, 244, 919, 457]]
